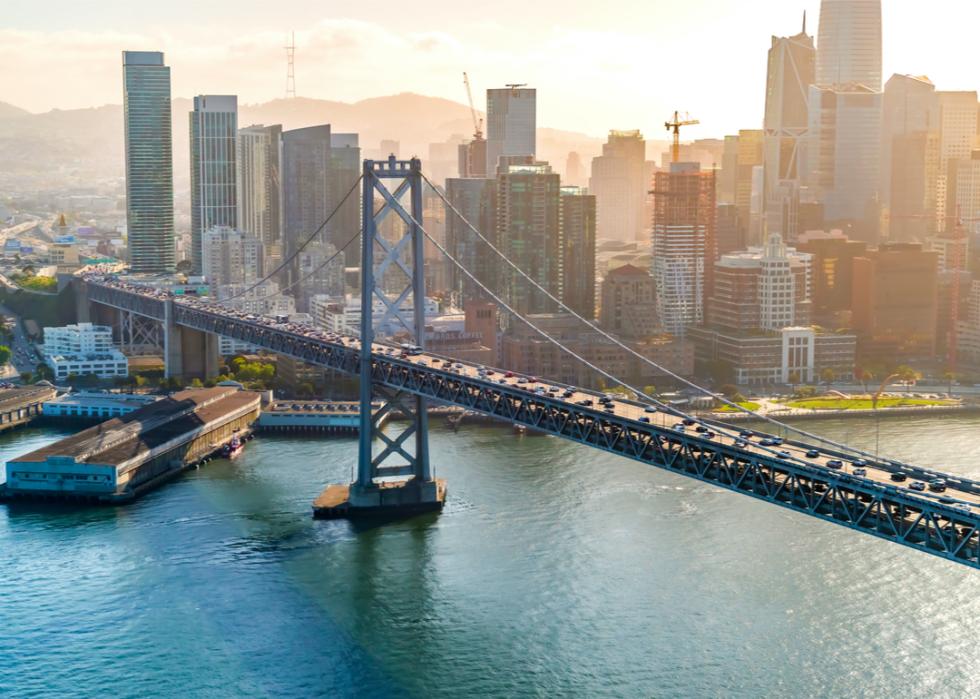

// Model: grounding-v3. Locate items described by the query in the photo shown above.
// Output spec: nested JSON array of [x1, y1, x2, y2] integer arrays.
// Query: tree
[[787, 371, 801, 391], [134, 374, 148, 388], [0, 345, 10, 366], [942, 371, 956, 395], [820, 368, 836, 391], [19, 371, 32, 384], [894, 365, 921, 391], [859, 369, 873, 395], [189, 377, 204, 388], [175, 259, 194, 275], [35, 363, 53, 382]]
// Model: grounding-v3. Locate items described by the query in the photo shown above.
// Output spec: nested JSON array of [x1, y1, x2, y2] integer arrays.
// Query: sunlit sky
[[2, 0, 978, 137]]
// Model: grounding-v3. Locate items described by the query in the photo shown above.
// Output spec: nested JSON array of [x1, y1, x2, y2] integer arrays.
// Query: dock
[[257, 400, 386, 434], [1, 387, 261, 504], [0, 384, 58, 432]]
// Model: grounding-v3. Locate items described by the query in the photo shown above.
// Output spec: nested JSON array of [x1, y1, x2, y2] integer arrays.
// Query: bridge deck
[[82, 277, 980, 568]]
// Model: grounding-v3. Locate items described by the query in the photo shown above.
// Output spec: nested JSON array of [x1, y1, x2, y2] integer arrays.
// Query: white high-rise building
[[190, 95, 238, 274], [759, 233, 802, 331], [201, 226, 263, 288], [237, 124, 282, 257], [42, 323, 129, 380], [816, 0, 882, 91], [486, 86, 536, 174], [807, 83, 882, 242]]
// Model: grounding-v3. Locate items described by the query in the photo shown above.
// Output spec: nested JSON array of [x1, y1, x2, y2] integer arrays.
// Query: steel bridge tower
[[316, 156, 446, 518]]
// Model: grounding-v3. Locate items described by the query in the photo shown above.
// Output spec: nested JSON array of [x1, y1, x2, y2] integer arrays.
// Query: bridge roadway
[[81, 276, 980, 568]]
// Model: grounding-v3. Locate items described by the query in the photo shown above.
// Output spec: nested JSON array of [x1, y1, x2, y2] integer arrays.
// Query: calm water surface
[[1, 415, 978, 698]]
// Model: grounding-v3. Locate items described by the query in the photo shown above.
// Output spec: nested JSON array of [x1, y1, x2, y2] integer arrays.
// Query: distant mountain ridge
[[0, 93, 606, 187]]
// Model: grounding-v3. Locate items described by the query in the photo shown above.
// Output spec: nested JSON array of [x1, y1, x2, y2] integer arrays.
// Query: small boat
[[221, 433, 245, 459]]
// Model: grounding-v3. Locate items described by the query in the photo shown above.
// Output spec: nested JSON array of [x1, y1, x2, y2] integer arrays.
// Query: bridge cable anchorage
[[219, 175, 364, 303], [411, 215, 816, 469], [424, 173, 893, 466]]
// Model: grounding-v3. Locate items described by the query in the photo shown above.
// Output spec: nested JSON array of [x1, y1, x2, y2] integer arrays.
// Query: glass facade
[[122, 51, 175, 273], [189, 95, 238, 275]]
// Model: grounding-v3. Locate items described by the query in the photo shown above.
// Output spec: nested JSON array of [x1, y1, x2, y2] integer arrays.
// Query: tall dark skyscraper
[[559, 187, 597, 319], [189, 95, 238, 275], [122, 51, 175, 273], [281, 124, 332, 289], [495, 159, 560, 314], [446, 177, 497, 300]]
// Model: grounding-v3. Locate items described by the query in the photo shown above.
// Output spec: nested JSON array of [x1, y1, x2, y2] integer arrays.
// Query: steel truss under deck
[[81, 295, 977, 569]]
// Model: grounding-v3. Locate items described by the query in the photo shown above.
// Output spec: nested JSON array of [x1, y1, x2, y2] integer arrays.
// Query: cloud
[[0, 16, 759, 136]]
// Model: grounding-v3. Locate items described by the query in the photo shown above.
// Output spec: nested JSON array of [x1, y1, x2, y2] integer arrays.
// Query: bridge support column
[[164, 300, 219, 381], [73, 279, 91, 323], [314, 156, 445, 520]]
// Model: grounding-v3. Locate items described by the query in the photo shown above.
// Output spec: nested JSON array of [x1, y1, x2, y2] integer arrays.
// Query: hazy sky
[[2, 0, 978, 137]]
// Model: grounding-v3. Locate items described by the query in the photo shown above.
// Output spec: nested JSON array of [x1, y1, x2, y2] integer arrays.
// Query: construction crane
[[462, 72, 483, 141], [665, 111, 699, 164]]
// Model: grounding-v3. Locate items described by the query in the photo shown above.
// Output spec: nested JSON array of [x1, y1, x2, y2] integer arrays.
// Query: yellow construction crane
[[462, 72, 483, 141], [665, 111, 699, 164]]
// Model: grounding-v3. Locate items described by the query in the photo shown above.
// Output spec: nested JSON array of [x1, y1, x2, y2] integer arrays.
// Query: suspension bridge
[[73, 157, 979, 569]]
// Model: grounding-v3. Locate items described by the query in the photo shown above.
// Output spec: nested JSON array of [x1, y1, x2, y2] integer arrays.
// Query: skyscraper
[[446, 177, 497, 300], [237, 124, 283, 261], [189, 95, 238, 275], [121, 51, 175, 273], [328, 133, 362, 266], [559, 187, 597, 319], [936, 91, 980, 231], [816, 0, 883, 90], [763, 27, 815, 242], [486, 86, 536, 174], [281, 124, 331, 290], [807, 84, 882, 243], [495, 158, 560, 314], [201, 226, 263, 288], [589, 130, 647, 244], [650, 163, 716, 336], [734, 130, 764, 246]]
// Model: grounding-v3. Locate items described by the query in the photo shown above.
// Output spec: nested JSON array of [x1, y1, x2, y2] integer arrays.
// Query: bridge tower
[[315, 156, 446, 518]]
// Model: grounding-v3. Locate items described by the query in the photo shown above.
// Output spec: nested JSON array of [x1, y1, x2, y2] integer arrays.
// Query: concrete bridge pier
[[73, 278, 91, 324], [164, 300, 219, 380]]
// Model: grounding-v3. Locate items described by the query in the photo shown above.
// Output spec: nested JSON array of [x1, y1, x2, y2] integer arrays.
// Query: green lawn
[[782, 397, 955, 411], [716, 401, 761, 412]]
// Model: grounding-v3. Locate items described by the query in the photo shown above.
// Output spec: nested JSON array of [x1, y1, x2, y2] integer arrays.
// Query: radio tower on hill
[[285, 31, 296, 99]]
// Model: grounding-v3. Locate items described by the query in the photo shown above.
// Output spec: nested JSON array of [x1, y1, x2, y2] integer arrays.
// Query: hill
[[0, 93, 605, 189]]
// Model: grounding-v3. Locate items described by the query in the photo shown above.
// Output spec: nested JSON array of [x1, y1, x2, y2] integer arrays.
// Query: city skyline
[[3, 1, 980, 137]]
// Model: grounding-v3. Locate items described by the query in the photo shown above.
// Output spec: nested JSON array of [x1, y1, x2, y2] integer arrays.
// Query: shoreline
[[701, 403, 979, 422]]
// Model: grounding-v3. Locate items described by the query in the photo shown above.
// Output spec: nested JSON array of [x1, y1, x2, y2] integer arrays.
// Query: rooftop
[[12, 388, 257, 467]]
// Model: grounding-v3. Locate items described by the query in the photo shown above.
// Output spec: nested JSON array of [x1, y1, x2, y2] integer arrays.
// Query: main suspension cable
[[426, 173, 888, 463]]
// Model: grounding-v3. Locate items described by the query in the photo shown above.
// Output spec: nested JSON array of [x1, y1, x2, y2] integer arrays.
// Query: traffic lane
[[101, 289, 980, 513], [392, 352, 980, 512]]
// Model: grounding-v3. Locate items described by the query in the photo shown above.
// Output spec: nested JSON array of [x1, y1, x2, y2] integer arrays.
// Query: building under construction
[[650, 162, 717, 336]]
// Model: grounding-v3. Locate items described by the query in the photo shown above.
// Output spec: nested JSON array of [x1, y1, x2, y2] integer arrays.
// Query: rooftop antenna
[[285, 31, 296, 99], [802, 10, 807, 35]]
